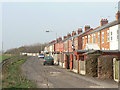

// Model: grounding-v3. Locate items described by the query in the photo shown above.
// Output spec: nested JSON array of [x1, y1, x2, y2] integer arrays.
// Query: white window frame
[[82, 37, 84, 45], [94, 34, 96, 43], [111, 32, 112, 41], [107, 30, 110, 42], [117, 30, 119, 40], [88, 35, 90, 44], [102, 32, 104, 43], [102, 48, 104, 50], [98, 32, 100, 43], [92, 34, 93, 44], [85, 36, 87, 44]]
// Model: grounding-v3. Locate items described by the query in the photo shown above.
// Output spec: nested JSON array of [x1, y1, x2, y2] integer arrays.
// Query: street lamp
[[45, 30, 58, 56], [45, 30, 57, 41]]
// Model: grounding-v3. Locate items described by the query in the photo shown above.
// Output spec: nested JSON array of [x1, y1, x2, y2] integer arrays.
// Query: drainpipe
[[100, 31, 102, 50]]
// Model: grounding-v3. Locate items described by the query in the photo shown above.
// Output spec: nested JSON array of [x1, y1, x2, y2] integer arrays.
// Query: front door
[[67, 55, 70, 69]]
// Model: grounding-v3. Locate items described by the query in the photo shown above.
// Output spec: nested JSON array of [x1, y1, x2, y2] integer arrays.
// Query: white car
[[38, 54, 44, 59]]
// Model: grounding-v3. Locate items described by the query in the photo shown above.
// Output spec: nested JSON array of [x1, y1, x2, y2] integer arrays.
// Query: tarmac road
[[21, 56, 118, 88]]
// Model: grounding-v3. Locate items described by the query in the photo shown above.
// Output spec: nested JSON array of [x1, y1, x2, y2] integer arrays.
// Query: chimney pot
[[100, 19, 108, 26], [67, 33, 71, 38], [116, 11, 120, 20], [58, 37, 62, 42], [64, 36, 67, 40], [72, 31, 76, 36], [84, 25, 90, 31], [77, 28, 82, 34]]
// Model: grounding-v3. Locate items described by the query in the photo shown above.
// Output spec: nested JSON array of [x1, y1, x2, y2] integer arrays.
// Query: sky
[[1, 1, 119, 51]]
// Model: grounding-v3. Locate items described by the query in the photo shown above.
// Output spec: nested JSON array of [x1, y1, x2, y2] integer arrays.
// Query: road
[[21, 56, 118, 88]]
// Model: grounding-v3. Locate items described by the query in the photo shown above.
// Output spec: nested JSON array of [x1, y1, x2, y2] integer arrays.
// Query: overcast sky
[[2, 2, 119, 51]]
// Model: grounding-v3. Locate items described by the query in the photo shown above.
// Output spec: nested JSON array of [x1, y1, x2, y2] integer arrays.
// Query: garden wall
[[85, 54, 100, 77], [98, 55, 117, 79]]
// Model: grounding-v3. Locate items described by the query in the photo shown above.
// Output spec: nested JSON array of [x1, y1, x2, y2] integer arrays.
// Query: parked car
[[43, 56, 54, 65], [38, 54, 44, 59]]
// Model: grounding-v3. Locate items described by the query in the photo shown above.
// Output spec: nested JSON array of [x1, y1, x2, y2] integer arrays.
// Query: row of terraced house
[[44, 11, 120, 82]]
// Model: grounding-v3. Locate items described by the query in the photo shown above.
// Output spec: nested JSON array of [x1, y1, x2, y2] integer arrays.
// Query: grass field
[[2, 55, 13, 61], [2, 55, 36, 88]]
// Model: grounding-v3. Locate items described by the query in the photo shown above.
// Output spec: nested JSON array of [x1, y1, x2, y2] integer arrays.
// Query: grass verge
[[2, 55, 36, 88], [1, 55, 16, 62]]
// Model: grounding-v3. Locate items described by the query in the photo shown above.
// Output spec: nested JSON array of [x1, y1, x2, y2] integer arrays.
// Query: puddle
[[50, 72, 61, 76]]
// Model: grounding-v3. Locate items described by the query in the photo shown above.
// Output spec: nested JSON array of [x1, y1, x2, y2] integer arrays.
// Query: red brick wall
[[69, 40, 72, 52], [59, 42, 63, 52], [63, 41, 68, 52], [82, 26, 100, 50], [70, 54, 73, 70], [74, 37, 78, 50], [100, 28, 110, 50], [78, 36, 82, 50]]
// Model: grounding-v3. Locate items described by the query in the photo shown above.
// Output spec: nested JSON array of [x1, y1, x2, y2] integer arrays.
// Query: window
[[107, 30, 110, 42], [93, 34, 96, 43], [92, 34, 93, 43], [98, 33, 100, 43], [88, 35, 90, 43], [85, 36, 87, 44], [82, 37, 84, 45], [117, 30, 119, 40], [111, 32, 112, 40], [102, 32, 104, 43]]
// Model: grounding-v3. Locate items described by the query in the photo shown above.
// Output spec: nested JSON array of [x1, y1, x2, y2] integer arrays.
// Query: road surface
[[21, 56, 118, 88]]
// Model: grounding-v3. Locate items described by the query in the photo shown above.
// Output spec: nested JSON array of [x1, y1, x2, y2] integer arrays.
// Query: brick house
[[45, 11, 120, 78], [88, 11, 120, 50]]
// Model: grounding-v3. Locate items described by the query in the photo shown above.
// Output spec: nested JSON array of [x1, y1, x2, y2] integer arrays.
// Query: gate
[[113, 58, 120, 82]]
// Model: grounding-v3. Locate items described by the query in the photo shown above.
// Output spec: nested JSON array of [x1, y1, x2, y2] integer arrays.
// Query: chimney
[[100, 19, 108, 26], [58, 37, 62, 42], [77, 28, 82, 34], [67, 33, 71, 38], [84, 25, 90, 31], [53, 40, 55, 43], [72, 31, 76, 36], [64, 36, 67, 40], [116, 11, 120, 20]]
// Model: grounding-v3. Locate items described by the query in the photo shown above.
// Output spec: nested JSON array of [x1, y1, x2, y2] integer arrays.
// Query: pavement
[[21, 56, 118, 88]]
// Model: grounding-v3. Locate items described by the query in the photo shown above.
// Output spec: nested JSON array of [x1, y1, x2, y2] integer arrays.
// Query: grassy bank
[[2, 55, 14, 61], [2, 55, 36, 88]]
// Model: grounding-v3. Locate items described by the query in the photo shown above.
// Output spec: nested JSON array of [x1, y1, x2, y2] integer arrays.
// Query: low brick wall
[[98, 55, 117, 79], [85, 54, 100, 77]]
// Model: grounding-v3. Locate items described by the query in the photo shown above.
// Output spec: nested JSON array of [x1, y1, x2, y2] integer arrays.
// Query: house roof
[[101, 50, 120, 53], [89, 19, 120, 35], [47, 41, 57, 46], [76, 50, 89, 53], [47, 19, 120, 46], [83, 50, 102, 55], [61, 36, 72, 43], [77, 50, 120, 55]]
